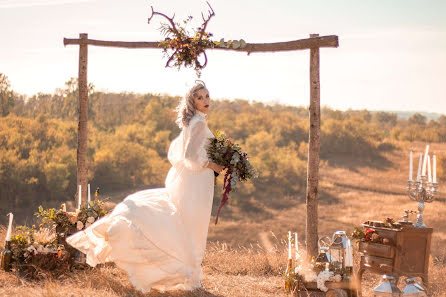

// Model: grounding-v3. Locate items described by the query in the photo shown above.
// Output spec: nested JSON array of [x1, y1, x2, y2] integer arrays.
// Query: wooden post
[[306, 33, 321, 258], [77, 33, 88, 208]]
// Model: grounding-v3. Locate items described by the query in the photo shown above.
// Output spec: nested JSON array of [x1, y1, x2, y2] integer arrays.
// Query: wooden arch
[[63, 33, 339, 257]]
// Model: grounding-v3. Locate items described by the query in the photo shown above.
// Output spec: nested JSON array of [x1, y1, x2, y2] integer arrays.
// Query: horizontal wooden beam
[[219, 35, 339, 53], [64, 38, 160, 48], [63, 35, 338, 52]]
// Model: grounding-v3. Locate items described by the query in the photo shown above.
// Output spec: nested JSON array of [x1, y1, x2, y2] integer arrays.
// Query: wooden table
[[356, 223, 432, 296]]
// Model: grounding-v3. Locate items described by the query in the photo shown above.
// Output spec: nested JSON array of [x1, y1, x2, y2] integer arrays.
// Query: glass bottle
[[1, 241, 12, 272], [284, 258, 294, 292]]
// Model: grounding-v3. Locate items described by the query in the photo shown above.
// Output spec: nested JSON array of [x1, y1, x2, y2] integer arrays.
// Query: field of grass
[[1, 141, 445, 296]]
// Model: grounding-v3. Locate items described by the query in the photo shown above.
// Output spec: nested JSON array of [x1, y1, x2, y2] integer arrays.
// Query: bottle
[[1, 241, 12, 272], [284, 258, 294, 292]]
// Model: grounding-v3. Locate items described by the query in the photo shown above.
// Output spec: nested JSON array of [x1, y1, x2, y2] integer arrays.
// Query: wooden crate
[[357, 224, 432, 296]]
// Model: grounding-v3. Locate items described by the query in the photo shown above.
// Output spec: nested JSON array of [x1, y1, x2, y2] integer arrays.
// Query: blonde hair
[[175, 81, 208, 129]]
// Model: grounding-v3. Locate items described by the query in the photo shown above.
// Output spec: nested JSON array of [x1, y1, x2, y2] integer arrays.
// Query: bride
[[66, 81, 225, 293]]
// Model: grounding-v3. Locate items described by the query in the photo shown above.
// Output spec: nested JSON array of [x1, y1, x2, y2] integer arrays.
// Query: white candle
[[288, 231, 292, 259], [409, 151, 413, 180], [433, 155, 437, 183], [294, 232, 299, 259], [78, 185, 82, 210], [5, 213, 13, 242], [422, 145, 430, 176], [61, 203, 66, 212], [345, 239, 353, 267], [427, 155, 432, 182], [87, 183, 91, 208], [417, 153, 422, 181]]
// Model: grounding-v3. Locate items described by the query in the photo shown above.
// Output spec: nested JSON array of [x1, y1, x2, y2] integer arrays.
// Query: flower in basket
[[35, 243, 53, 254], [206, 130, 258, 224], [384, 217, 395, 228], [32, 227, 56, 246], [364, 228, 376, 241], [24, 245, 37, 258], [76, 221, 84, 230], [350, 226, 366, 241], [68, 213, 78, 224], [371, 232, 381, 243]]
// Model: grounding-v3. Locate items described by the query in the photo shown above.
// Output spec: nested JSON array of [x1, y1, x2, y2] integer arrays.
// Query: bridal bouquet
[[206, 130, 258, 224]]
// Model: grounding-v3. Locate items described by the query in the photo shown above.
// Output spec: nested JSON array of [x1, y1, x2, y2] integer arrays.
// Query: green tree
[[0, 73, 14, 116], [408, 113, 427, 126]]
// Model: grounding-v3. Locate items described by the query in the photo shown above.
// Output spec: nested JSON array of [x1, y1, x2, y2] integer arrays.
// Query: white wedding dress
[[66, 111, 215, 293]]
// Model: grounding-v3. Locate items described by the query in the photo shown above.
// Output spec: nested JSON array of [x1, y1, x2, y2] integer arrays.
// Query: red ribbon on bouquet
[[214, 168, 232, 225]]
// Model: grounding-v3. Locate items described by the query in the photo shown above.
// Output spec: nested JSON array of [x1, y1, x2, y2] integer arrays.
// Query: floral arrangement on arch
[[148, 2, 215, 77], [5, 200, 108, 278], [147, 2, 247, 77]]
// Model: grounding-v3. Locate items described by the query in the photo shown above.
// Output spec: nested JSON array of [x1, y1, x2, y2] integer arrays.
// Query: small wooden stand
[[356, 222, 432, 296]]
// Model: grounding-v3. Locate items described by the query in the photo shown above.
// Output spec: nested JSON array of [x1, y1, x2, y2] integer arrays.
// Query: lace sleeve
[[184, 120, 210, 172]]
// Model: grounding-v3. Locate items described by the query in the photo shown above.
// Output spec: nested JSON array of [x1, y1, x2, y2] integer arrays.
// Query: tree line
[[1, 73, 445, 223]]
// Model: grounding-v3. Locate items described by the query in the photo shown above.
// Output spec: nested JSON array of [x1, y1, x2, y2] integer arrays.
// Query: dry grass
[[1, 238, 445, 296], [1, 141, 446, 296]]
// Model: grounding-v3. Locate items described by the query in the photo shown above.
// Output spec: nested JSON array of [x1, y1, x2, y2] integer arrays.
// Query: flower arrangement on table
[[3, 200, 108, 278], [206, 130, 258, 224], [350, 217, 398, 245]]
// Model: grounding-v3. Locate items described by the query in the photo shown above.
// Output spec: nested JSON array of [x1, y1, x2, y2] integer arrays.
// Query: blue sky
[[1, 0, 445, 113]]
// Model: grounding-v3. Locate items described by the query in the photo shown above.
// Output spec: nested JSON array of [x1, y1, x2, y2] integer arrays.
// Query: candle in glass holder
[[87, 183, 91, 208], [294, 232, 299, 259], [409, 151, 413, 180], [345, 239, 353, 267], [422, 145, 429, 176], [5, 213, 13, 242], [78, 185, 82, 210], [433, 155, 437, 183], [417, 153, 422, 181], [427, 155, 432, 182]]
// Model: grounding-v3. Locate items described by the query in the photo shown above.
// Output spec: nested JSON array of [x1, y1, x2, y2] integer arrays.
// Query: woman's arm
[[184, 120, 211, 172]]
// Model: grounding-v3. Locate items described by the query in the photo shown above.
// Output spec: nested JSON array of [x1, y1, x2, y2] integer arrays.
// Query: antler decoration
[[147, 7, 179, 36], [199, 2, 215, 38], [147, 2, 215, 76]]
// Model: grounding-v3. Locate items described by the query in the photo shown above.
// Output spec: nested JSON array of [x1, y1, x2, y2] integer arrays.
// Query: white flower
[[33, 228, 56, 246], [332, 274, 342, 282], [316, 270, 333, 292], [76, 221, 84, 230], [25, 245, 37, 256], [68, 213, 78, 224], [303, 270, 317, 282], [87, 216, 95, 223], [42, 247, 54, 254], [36, 244, 45, 254]]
